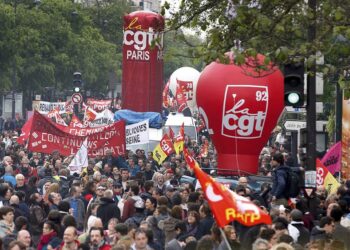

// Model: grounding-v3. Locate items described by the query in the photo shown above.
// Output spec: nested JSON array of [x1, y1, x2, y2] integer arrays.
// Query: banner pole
[[219, 227, 232, 250]]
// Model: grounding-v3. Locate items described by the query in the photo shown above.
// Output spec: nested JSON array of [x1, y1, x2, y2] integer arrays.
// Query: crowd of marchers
[[0, 114, 349, 250]]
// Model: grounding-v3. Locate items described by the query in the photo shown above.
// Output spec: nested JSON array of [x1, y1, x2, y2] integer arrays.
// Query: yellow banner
[[324, 172, 341, 194], [174, 140, 184, 155], [153, 144, 168, 165]]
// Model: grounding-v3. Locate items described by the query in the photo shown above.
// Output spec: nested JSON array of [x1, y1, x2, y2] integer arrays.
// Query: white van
[[164, 112, 198, 141]]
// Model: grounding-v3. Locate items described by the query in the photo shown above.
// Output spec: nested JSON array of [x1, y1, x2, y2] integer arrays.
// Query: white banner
[[69, 138, 88, 174], [32, 100, 72, 114], [88, 109, 115, 127], [126, 120, 149, 147]]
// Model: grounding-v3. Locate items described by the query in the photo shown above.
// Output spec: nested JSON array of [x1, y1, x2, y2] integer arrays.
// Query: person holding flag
[[183, 147, 272, 249], [174, 123, 185, 155]]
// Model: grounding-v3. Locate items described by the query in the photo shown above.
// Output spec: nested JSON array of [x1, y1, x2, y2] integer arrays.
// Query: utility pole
[[11, 0, 17, 120], [306, 0, 317, 173], [335, 80, 342, 142]]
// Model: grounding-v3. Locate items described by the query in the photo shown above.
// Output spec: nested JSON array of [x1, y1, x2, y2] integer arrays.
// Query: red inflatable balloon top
[[196, 53, 284, 175]]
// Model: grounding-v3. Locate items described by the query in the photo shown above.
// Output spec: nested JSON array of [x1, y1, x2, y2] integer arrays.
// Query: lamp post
[[11, 0, 18, 120]]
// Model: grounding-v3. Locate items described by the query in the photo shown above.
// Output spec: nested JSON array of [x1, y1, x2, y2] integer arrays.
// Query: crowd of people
[[0, 113, 348, 250]]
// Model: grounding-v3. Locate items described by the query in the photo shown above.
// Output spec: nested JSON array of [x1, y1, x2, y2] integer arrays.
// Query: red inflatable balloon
[[196, 53, 284, 175]]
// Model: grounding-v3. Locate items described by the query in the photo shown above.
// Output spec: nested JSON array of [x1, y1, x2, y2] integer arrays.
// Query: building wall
[[130, 0, 161, 13]]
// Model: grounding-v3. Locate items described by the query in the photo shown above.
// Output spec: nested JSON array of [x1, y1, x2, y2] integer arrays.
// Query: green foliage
[[163, 30, 205, 80], [164, 0, 350, 144], [164, 0, 350, 73], [0, 0, 129, 95]]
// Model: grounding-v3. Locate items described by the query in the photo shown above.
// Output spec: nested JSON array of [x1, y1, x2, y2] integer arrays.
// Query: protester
[[0, 107, 348, 250], [0, 206, 14, 238]]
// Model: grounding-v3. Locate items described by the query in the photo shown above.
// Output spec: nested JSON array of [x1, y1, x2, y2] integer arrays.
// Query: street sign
[[284, 120, 306, 131], [285, 106, 306, 113], [71, 93, 83, 104]]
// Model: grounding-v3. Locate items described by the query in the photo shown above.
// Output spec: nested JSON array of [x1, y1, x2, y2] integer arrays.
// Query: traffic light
[[73, 71, 82, 93], [283, 63, 305, 107]]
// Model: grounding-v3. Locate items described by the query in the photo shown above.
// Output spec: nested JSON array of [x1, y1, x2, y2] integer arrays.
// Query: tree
[[163, 0, 350, 69], [163, 30, 204, 80], [163, 0, 350, 142], [0, 0, 129, 102]]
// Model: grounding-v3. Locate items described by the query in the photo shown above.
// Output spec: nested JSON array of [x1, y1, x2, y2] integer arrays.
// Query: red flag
[[17, 116, 33, 144], [316, 159, 340, 194], [47, 108, 67, 126], [84, 106, 97, 122], [174, 123, 185, 155], [70, 114, 83, 128], [152, 134, 175, 165], [168, 127, 175, 140], [175, 80, 188, 112], [184, 148, 271, 227]]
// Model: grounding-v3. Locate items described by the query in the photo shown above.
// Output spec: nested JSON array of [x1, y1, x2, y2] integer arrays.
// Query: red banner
[[86, 99, 112, 112], [177, 79, 194, 101], [28, 111, 125, 157], [122, 11, 164, 112], [175, 82, 188, 112]]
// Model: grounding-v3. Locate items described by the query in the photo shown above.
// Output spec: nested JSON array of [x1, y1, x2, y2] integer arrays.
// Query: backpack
[[285, 168, 300, 198], [59, 179, 70, 199]]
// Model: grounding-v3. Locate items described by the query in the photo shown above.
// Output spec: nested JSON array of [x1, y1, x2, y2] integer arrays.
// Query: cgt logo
[[222, 85, 268, 139], [123, 18, 163, 61]]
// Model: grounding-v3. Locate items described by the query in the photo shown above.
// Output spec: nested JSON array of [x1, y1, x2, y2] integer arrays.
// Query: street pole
[[306, 0, 316, 172], [335, 80, 342, 142], [11, 0, 17, 120]]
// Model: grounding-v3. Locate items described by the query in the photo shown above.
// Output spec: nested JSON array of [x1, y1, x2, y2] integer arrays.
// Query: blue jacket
[[2, 174, 16, 187], [271, 165, 288, 199]]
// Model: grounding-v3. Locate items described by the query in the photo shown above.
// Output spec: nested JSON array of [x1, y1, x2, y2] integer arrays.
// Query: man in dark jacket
[[96, 189, 120, 230], [310, 216, 334, 241], [270, 152, 289, 206], [331, 206, 350, 249], [195, 203, 214, 240]]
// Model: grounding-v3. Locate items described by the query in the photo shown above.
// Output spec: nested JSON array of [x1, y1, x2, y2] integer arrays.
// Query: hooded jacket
[[96, 197, 120, 230]]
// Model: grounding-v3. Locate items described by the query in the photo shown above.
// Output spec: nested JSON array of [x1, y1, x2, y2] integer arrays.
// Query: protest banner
[[32, 100, 70, 114], [28, 111, 125, 157], [316, 159, 340, 194], [125, 120, 149, 147], [86, 98, 112, 112], [321, 141, 341, 175]]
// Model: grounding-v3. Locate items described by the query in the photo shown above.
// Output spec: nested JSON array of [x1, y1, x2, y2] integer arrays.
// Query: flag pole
[[219, 227, 232, 250]]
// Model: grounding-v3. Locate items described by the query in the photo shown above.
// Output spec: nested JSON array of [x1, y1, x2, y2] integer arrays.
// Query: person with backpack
[[270, 153, 293, 206]]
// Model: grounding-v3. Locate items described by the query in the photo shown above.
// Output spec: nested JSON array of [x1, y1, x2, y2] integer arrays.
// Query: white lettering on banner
[[68, 124, 118, 137], [88, 145, 125, 157], [222, 85, 268, 139], [41, 133, 98, 149], [125, 120, 149, 147]]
